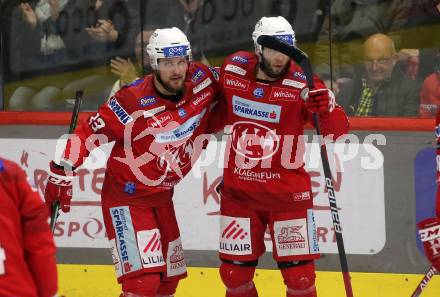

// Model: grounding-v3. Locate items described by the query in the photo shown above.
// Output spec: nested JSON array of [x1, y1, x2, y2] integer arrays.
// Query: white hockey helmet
[[147, 27, 192, 70], [252, 16, 296, 55]]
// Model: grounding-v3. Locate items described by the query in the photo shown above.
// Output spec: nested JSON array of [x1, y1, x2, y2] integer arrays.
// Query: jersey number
[[89, 114, 106, 132], [0, 245, 5, 275]]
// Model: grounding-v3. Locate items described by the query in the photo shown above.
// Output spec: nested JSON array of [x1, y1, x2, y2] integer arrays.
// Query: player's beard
[[157, 73, 185, 94], [259, 55, 290, 79]]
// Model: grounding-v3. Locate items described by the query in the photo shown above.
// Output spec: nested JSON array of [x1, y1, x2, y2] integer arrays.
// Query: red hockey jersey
[[215, 51, 349, 211], [0, 157, 57, 297], [63, 62, 218, 206], [420, 73, 440, 117]]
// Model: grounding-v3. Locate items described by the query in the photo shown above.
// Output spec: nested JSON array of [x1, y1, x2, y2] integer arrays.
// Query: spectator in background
[[60, 0, 140, 109], [0, 157, 58, 297], [419, 51, 440, 117], [21, 0, 68, 56], [7, 0, 69, 110], [398, 0, 440, 83], [313, 0, 410, 93], [107, 28, 155, 98], [337, 33, 420, 116], [178, 0, 209, 64], [4, 0, 140, 111]]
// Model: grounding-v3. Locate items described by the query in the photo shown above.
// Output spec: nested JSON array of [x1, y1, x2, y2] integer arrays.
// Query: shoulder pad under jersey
[[189, 62, 215, 94], [208, 66, 220, 81], [126, 77, 145, 88], [223, 51, 256, 78]]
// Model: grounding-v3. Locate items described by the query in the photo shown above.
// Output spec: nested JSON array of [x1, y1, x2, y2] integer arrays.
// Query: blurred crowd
[[0, 0, 439, 117]]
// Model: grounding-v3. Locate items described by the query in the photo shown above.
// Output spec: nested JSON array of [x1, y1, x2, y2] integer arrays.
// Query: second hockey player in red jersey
[[44, 27, 219, 297], [212, 17, 349, 297], [0, 157, 58, 297], [417, 110, 440, 272]]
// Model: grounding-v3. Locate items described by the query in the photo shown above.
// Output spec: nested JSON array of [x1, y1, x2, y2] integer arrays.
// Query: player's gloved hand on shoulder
[[418, 217, 440, 271], [44, 160, 75, 213], [306, 88, 336, 116]]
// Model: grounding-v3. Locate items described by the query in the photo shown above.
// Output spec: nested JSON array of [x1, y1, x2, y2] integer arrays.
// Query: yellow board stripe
[[58, 264, 440, 297]]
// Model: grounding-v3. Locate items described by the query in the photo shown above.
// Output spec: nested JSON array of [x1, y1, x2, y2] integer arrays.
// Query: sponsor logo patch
[[144, 106, 166, 118], [108, 97, 133, 124], [224, 74, 250, 91], [155, 108, 206, 143], [231, 55, 248, 64], [110, 207, 142, 274], [146, 111, 173, 128], [282, 79, 306, 89], [191, 68, 206, 83], [225, 64, 247, 76], [274, 34, 295, 45], [139, 96, 156, 107], [293, 71, 307, 81], [220, 216, 252, 255], [166, 238, 187, 277], [293, 191, 311, 202], [270, 87, 298, 101], [191, 90, 212, 109], [253, 87, 264, 98], [163, 45, 187, 57], [175, 99, 186, 108], [137, 229, 165, 269], [307, 209, 320, 254], [274, 219, 310, 257], [300, 88, 309, 101], [232, 95, 281, 123], [178, 108, 187, 118], [193, 77, 212, 94]]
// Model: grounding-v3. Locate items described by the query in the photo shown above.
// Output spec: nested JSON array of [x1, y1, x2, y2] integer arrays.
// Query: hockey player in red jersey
[[0, 157, 57, 297], [44, 27, 219, 297], [417, 110, 440, 272], [213, 17, 349, 297]]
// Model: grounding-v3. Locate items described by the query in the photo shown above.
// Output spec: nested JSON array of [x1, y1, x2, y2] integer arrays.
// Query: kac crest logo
[[253, 88, 264, 98]]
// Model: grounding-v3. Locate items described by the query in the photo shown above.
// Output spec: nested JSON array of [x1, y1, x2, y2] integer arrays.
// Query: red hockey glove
[[44, 161, 75, 213], [306, 88, 336, 116], [418, 217, 440, 271]]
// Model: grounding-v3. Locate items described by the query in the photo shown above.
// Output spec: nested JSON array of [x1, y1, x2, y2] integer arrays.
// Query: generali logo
[[224, 74, 250, 91], [170, 244, 185, 263], [270, 87, 298, 101], [278, 226, 305, 245]]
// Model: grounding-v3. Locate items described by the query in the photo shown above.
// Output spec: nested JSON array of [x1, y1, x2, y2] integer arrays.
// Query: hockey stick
[[257, 35, 354, 297], [410, 266, 438, 297], [50, 90, 83, 233]]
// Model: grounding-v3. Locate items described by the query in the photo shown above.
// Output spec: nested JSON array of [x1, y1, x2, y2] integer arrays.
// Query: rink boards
[[0, 125, 439, 296]]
